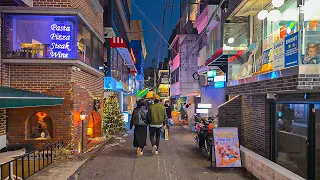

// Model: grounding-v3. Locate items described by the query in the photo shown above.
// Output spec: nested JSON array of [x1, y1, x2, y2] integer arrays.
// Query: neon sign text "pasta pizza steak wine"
[[49, 24, 72, 58]]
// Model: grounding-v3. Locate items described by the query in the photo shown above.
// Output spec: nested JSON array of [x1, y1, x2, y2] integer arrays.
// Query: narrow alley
[[73, 127, 252, 180]]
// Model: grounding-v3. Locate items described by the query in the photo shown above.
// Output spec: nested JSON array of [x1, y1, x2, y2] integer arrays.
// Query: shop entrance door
[[273, 103, 309, 178], [272, 103, 320, 179], [313, 105, 320, 180]]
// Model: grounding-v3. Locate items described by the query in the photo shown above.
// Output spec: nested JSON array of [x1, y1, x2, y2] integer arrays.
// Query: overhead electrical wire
[[157, 0, 170, 68], [132, 0, 178, 54], [111, 26, 163, 33]]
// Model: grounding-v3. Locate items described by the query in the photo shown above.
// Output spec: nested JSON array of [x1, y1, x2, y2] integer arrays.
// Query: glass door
[[273, 103, 309, 178], [314, 105, 320, 179]]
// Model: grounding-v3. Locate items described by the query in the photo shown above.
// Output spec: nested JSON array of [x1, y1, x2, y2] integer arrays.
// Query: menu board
[[213, 128, 241, 168]]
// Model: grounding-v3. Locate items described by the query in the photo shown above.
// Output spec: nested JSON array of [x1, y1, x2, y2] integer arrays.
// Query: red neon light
[[228, 50, 244, 62]]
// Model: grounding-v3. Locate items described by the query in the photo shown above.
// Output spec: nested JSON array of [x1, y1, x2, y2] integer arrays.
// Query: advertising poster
[[273, 39, 285, 71], [263, 36, 268, 51], [302, 31, 320, 64], [268, 34, 274, 49], [274, 29, 280, 42], [284, 32, 299, 68], [213, 128, 241, 168]]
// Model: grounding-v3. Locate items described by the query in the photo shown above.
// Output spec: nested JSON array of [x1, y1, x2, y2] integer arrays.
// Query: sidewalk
[[28, 137, 113, 180], [28, 156, 88, 180]]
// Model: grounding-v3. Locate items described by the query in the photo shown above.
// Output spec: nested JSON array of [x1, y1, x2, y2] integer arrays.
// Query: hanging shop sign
[[284, 32, 299, 68], [273, 39, 285, 71], [49, 22, 76, 59], [214, 75, 226, 82], [214, 81, 225, 88], [213, 128, 242, 168], [207, 70, 217, 77]]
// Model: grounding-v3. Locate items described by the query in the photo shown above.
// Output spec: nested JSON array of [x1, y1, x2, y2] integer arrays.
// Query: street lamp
[[80, 112, 86, 153]]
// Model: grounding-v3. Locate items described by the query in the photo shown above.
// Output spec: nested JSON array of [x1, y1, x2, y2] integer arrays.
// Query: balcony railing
[[0, 140, 63, 180]]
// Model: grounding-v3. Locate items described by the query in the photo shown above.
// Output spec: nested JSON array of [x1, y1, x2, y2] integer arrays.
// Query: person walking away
[[164, 101, 172, 129], [130, 99, 149, 156], [148, 95, 166, 155]]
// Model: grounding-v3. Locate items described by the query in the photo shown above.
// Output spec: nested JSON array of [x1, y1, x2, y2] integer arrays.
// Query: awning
[[116, 81, 130, 93], [110, 37, 138, 73], [0, 86, 64, 109]]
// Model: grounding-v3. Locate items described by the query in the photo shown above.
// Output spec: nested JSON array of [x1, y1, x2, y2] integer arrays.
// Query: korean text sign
[[213, 128, 241, 168], [284, 32, 299, 68]]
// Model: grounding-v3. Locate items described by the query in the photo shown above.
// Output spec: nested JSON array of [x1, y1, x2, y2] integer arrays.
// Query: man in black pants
[[148, 95, 166, 155]]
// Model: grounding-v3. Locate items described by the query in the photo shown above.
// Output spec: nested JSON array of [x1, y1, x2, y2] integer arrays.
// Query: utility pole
[[152, 58, 157, 94]]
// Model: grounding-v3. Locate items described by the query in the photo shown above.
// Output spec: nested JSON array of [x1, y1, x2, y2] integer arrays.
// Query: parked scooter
[[194, 115, 214, 157]]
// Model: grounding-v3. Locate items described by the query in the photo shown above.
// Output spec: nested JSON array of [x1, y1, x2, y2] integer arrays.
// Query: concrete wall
[[179, 34, 200, 96]]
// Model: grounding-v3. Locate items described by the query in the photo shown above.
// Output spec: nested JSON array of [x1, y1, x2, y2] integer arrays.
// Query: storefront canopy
[[0, 87, 64, 109]]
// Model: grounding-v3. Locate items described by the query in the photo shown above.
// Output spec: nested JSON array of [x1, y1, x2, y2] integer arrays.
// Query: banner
[[273, 39, 285, 71], [284, 32, 299, 68], [213, 128, 241, 168]]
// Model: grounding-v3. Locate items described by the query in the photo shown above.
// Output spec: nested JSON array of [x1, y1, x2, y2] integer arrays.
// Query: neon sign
[[130, 48, 136, 64], [49, 23, 73, 58]]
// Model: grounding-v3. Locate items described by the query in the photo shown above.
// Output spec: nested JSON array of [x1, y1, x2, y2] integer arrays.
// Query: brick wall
[[71, 0, 104, 38], [9, 65, 72, 92], [227, 75, 299, 95], [7, 83, 73, 149], [33, 0, 104, 39], [241, 95, 270, 158], [218, 95, 270, 158], [71, 70, 104, 99], [71, 83, 95, 152], [6, 65, 103, 151], [218, 95, 241, 128], [298, 74, 320, 90], [0, 110, 6, 136], [33, 0, 71, 7]]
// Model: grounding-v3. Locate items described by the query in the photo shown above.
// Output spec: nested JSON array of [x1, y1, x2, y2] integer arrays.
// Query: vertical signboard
[[213, 128, 241, 168], [284, 32, 299, 68], [273, 39, 285, 71]]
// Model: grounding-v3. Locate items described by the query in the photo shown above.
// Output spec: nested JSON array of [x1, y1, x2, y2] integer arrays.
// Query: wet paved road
[[74, 126, 252, 180]]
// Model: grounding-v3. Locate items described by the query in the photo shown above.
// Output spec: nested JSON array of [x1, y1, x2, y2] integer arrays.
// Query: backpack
[[132, 107, 148, 126]]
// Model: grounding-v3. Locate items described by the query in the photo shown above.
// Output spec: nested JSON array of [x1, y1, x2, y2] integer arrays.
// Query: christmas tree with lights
[[102, 93, 124, 137]]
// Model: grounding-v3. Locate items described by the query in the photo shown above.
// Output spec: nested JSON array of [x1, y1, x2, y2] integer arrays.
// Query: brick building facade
[[0, 0, 104, 152]]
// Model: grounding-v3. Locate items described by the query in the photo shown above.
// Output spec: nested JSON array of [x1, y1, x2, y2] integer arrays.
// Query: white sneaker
[[141, 150, 143, 156], [155, 151, 159, 155], [152, 145, 157, 155]]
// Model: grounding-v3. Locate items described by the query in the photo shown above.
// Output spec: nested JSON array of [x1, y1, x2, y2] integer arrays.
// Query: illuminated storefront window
[[3, 15, 78, 59], [3, 14, 104, 70], [228, 0, 320, 82]]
